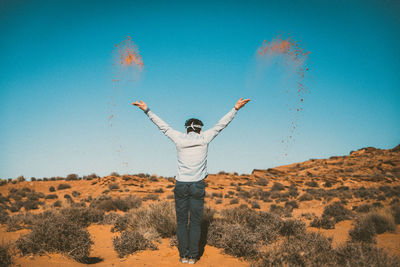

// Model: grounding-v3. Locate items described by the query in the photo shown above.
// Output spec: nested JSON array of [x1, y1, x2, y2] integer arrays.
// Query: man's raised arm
[[203, 97, 251, 143], [132, 100, 180, 144]]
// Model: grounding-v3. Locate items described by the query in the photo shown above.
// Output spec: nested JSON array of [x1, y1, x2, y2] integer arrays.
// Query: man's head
[[185, 118, 203, 134]]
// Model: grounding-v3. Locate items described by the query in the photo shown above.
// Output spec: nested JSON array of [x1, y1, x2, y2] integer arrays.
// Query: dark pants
[[174, 179, 205, 259]]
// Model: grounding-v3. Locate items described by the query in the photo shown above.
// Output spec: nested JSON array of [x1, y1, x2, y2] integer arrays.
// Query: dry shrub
[[112, 201, 176, 240], [5, 212, 36, 232], [113, 231, 157, 258], [15, 212, 93, 262], [255, 177, 269, 186], [362, 208, 396, 234], [101, 212, 122, 225], [207, 207, 283, 259], [60, 207, 104, 227], [350, 207, 396, 244], [229, 198, 239, 204], [353, 203, 372, 213], [90, 195, 141, 212], [310, 216, 335, 229], [0, 208, 9, 224], [45, 194, 58, 199], [257, 232, 337, 267], [0, 241, 13, 267], [271, 182, 285, 191], [108, 183, 119, 190], [279, 219, 306, 237], [336, 241, 400, 267], [207, 220, 258, 259], [142, 194, 159, 201], [57, 183, 71, 190], [322, 201, 353, 223], [299, 193, 313, 201], [390, 202, 400, 224]]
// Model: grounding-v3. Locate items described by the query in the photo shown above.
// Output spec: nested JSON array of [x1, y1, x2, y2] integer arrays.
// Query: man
[[132, 97, 250, 264]]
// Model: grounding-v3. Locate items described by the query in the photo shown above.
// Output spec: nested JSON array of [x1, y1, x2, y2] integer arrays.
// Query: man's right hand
[[132, 100, 148, 111]]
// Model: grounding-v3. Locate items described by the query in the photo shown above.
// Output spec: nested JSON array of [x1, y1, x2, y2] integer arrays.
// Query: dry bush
[[57, 183, 71, 190], [310, 216, 336, 229], [229, 198, 239, 204], [49, 186, 55, 192], [269, 204, 292, 217], [110, 172, 120, 177], [53, 200, 62, 208], [212, 192, 223, 198], [89, 195, 141, 212], [251, 201, 260, 209], [255, 177, 269, 186], [0, 207, 9, 224], [154, 188, 164, 193], [101, 212, 122, 225], [279, 219, 306, 237], [72, 191, 81, 197], [390, 202, 400, 224], [22, 199, 40, 211], [284, 200, 299, 209], [112, 202, 176, 240], [353, 203, 372, 213], [271, 182, 285, 191], [15, 212, 93, 262], [305, 180, 319, 187], [207, 220, 259, 260], [108, 183, 119, 190], [335, 241, 400, 267], [8, 201, 22, 213], [256, 232, 337, 267], [288, 184, 299, 198], [45, 194, 58, 199], [0, 241, 13, 267], [142, 194, 159, 201], [60, 207, 104, 227], [113, 231, 157, 258], [208, 206, 283, 257], [322, 201, 353, 223], [298, 193, 313, 201], [66, 174, 79, 181]]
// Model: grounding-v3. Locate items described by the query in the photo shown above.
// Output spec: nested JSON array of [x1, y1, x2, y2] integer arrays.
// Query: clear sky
[[1, 0, 399, 179]]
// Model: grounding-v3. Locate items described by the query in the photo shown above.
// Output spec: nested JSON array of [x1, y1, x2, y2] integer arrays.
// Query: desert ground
[[1, 144, 399, 266]]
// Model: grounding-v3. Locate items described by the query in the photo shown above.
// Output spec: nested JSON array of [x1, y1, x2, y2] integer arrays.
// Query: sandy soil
[[1, 144, 399, 266]]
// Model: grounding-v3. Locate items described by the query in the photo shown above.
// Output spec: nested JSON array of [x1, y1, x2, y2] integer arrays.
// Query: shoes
[[180, 257, 189, 263], [188, 258, 198, 264]]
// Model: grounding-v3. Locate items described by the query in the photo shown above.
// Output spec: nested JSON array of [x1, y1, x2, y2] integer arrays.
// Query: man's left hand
[[234, 97, 251, 110]]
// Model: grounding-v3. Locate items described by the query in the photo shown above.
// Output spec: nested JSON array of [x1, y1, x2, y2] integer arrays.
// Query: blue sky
[[1, 0, 399, 179]]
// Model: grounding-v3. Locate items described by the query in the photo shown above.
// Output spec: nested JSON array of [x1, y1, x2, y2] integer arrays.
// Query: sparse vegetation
[[57, 183, 71, 190], [108, 183, 120, 190], [15, 212, 93, 262], [271, 182, 285, 191], [0, 241, 13, 267], [90, 195, 141, 212], [255, 177, 268, 186], [45, 194, 58, 199], [113, 230, 157, 258], [305, 180, 319, 187], [349, 208, 396, 244], [66, 174, 79, 181], [110, 172, 120, 177]]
